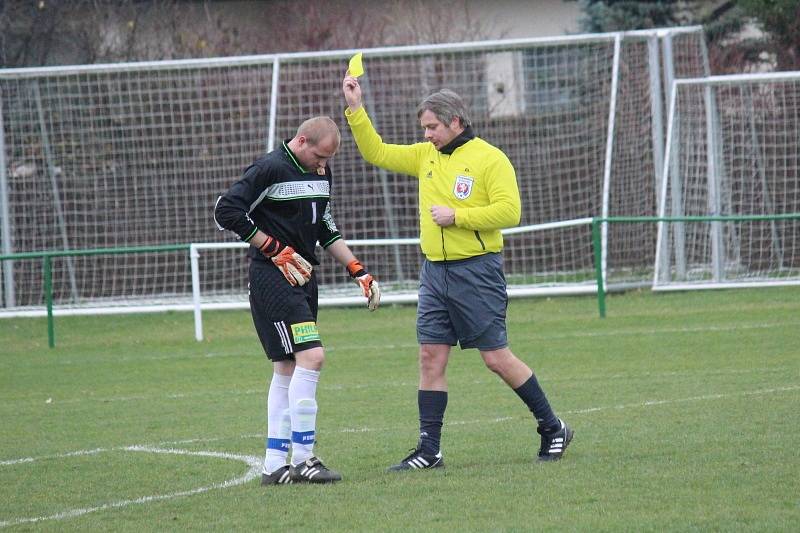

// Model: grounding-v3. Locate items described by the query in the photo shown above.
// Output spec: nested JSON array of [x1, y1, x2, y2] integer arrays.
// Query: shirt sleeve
[[213, 164, 264, 241], [318, 200, 342, 249], [344, 106, 426, 177], [454, 154, 521, 231]]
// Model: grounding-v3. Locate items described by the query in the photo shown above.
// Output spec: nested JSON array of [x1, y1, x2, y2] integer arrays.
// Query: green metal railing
[[0, 244, 190, 347], [591, 214, 800, 318], [3, 213, 799, 347]]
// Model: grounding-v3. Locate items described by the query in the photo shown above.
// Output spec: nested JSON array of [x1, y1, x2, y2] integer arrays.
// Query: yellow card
[[348, 52, 364, 77]]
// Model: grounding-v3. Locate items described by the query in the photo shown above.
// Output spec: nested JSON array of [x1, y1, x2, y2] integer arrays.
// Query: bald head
[[288, 116, 341, 174], [295, 116, 341, 148]]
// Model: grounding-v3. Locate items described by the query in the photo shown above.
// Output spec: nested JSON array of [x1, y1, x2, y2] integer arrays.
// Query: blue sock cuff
[[266, 438, 290, 452], [291, 430, 315, 445]]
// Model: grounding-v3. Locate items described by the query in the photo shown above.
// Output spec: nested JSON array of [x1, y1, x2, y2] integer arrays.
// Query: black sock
[[513, 375, 559, 431], [418, 390, 447, 454]]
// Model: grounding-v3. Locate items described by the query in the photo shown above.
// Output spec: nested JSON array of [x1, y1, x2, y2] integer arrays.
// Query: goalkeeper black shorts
[[248, 258, 322, 361]]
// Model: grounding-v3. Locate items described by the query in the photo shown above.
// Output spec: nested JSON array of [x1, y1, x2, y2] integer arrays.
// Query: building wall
[[466, 0, 581, 39], [206, 0, 582, 49]]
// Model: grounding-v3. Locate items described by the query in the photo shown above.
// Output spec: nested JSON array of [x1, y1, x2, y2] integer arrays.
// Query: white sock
[[289, 366, 320, 465], [264, 373, 291, 474]]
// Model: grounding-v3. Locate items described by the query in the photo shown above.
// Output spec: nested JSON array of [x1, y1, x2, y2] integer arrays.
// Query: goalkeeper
[[342, 74, 572, 469], [214, 116, 380, 485]]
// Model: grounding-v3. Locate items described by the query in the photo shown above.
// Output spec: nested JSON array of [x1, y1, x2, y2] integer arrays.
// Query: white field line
[[19, 320, 800, 367], [5, 365, 797, 407], [0, 447, 108, 466], [16, 383, 800, 465], [516, 320, 800, 341], [6, 381, 798, 468], [338, 384, 800, 434], [0, 447, 260, 529], [563, 384, 800, 414], [2, 383, 797, 527]]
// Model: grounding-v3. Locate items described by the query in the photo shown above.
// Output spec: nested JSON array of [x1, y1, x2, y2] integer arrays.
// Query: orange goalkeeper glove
[[259, 235, 313, 287], [346, 259, 380, 311]]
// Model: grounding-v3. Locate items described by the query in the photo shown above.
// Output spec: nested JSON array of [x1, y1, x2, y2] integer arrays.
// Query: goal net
[[0, 28, 707, 315], [605, 28, 708, 287], [656, 73, 800, 288]]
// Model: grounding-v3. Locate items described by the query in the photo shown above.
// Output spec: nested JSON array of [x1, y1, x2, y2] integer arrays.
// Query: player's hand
[[272, 247, 313, 287], [343, 74, 363, 112], [346, 259, 380, 311], [430, 205, 456, 227], [271, 246, 313, 286], [259, 235, 312, 286]]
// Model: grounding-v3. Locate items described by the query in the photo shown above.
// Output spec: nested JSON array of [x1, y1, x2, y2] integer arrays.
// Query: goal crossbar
[[0, 27, 705, 79]]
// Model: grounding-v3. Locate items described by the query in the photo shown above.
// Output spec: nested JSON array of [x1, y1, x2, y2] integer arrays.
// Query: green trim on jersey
[[244, 227, 258, 242], [282, 141, 307, 173], [321, 235, 342, 248], [264, 180, 330, 201]]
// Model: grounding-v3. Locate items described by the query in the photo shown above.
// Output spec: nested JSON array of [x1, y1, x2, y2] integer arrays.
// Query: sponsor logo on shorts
[[291, 321, 320, 343]]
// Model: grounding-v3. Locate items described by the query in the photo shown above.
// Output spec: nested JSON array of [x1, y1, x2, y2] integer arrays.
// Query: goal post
[[657, 72, 800, 290], [601, 27, 709, 291]]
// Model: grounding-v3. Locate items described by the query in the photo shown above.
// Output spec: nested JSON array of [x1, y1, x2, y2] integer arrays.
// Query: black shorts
[[248, 259, 322, 361]]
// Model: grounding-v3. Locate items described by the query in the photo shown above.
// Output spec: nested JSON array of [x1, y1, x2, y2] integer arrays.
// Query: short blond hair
[[296, 116, 341, 147]]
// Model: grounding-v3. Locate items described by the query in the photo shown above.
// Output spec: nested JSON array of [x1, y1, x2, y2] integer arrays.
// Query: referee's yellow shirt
[[345, 106, 521, 261]]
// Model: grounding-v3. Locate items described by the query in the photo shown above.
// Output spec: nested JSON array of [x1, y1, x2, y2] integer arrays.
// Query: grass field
[[2, 287, 799, 531]]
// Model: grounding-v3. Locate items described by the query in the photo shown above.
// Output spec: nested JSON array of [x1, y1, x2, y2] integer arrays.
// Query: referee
[[342, 76, 572, 470], [214, 116, 380, 485]]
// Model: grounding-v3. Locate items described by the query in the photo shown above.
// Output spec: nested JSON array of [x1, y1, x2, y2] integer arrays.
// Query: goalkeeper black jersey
[[214, 140, 342, 265]]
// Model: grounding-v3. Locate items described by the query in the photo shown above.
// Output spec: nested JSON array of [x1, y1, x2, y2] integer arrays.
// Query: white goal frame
[[189, 218, 594, 340], [655, 71, 800, 290]]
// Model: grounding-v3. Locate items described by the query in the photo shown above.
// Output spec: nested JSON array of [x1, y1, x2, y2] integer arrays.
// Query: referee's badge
[[453, 175, 474, 200]]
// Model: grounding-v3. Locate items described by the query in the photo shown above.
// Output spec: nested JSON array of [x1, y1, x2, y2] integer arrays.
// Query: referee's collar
[[439, 125, 475, 155]]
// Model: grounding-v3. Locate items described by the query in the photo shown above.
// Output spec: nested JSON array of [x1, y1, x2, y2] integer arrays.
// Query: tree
[[574, 0, 683, 32], [1, 0, 505, 68], [573, 0, 800, 72], [736, 0, 800, 70], [385, 0, 503, 45], [0, 0, 228, 67], [0, 0, 85, 67]]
